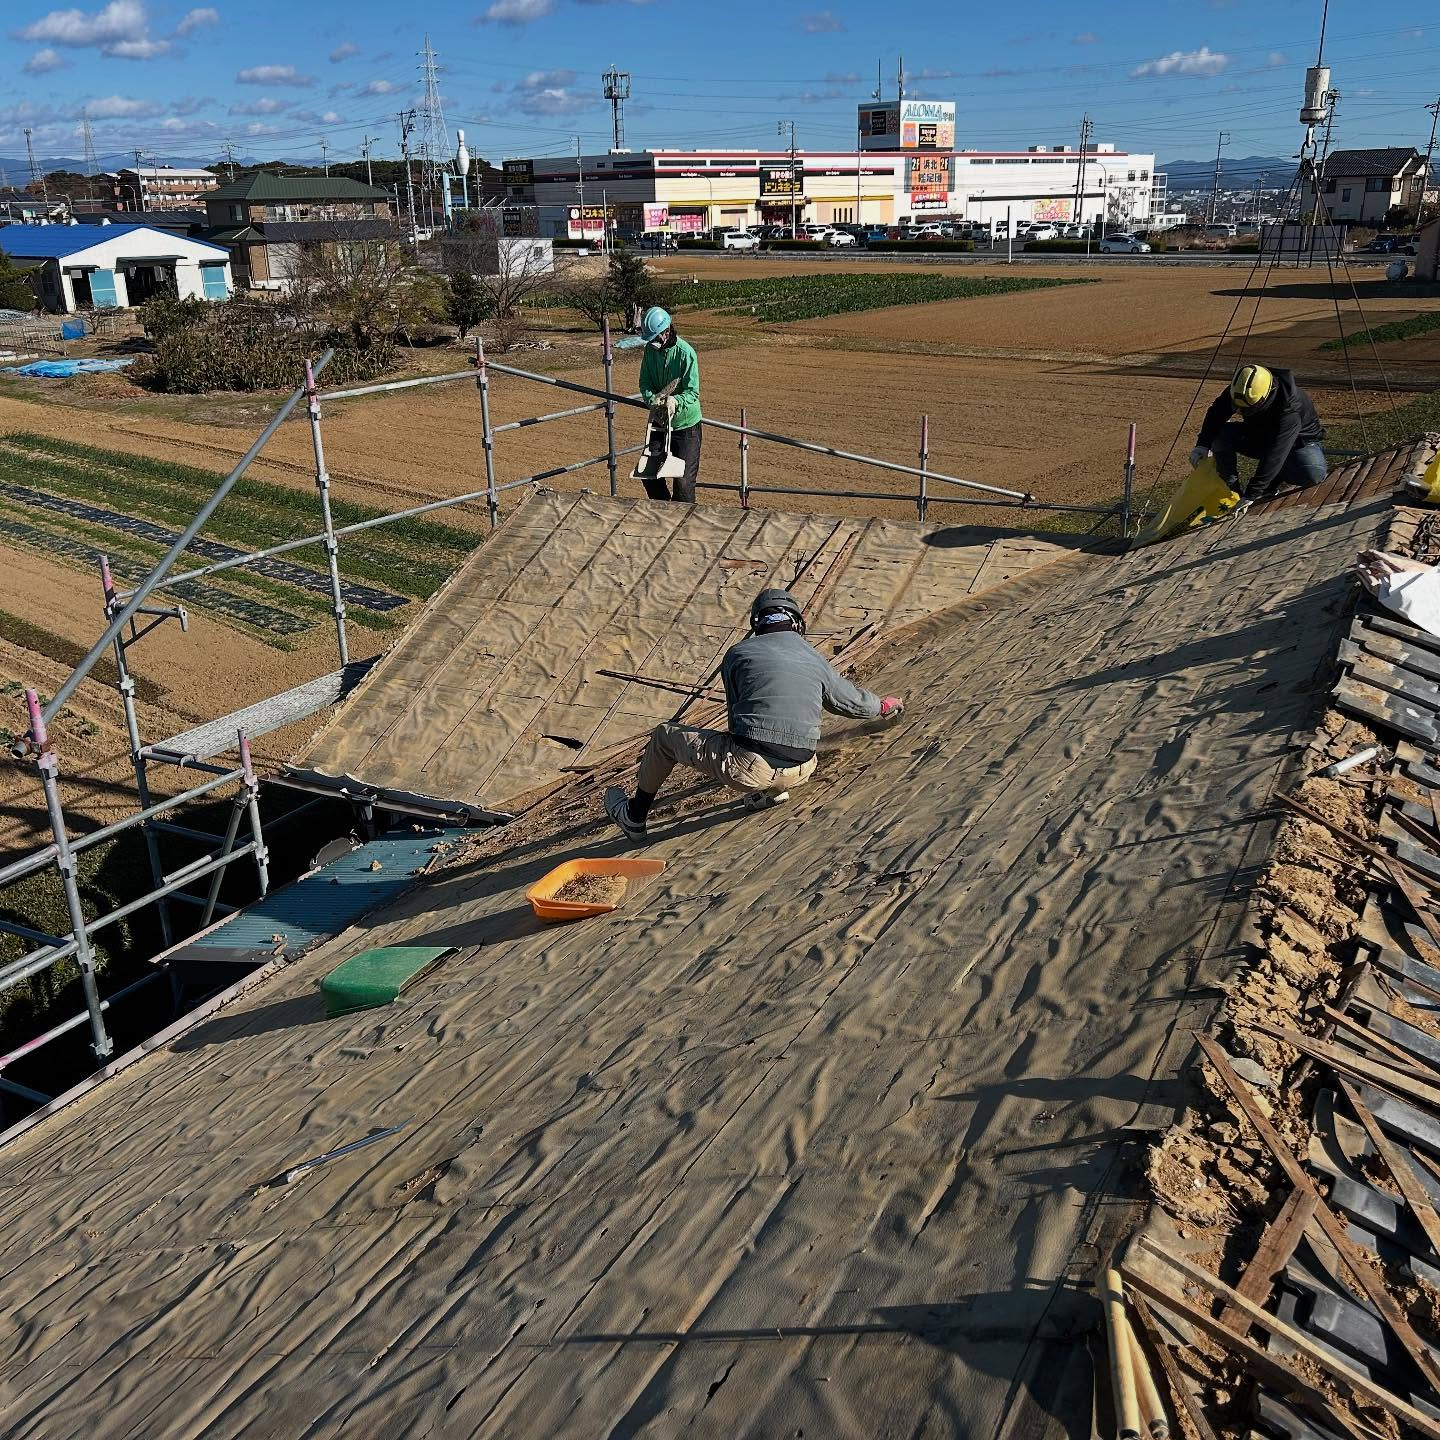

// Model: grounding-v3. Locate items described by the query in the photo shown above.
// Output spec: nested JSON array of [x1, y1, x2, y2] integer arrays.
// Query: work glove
[[880, 696, 904, 718], [1189, 446, 1209, 469], [665, 395, 677, 420]]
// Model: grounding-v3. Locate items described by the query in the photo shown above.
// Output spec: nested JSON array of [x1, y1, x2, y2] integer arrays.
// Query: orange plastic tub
[[526, 857, 666, 922]]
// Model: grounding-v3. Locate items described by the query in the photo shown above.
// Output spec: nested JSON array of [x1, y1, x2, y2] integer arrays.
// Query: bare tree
[[290, 219, 433, 351], [440, 212, 559, 349]]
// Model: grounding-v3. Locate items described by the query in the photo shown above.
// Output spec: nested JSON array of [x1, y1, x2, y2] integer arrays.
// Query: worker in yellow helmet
[[1191, 364, 1328, 501]]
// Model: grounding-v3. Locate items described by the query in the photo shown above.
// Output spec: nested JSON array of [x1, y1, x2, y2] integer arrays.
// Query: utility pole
[[361, 134, 376, 188], [602, 67, 630, 151], [896, 54, 904, 103], [222, 137, 237, 181], [1319, 90, 1340, 174], [1073, 113, 1093, 229], [575, 134, 587, 242], [1254, 170, 1267, 227], [320, 137, 329, 176], [1422, 97, 1440, 225], [1209, 130, 1230, 225], [398, 109, 418, 242], [778, 120, 798, 237], [132, 147, 146, 211]]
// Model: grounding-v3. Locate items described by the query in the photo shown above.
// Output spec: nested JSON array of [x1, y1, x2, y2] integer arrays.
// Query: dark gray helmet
[[750, 587, 805, 633]]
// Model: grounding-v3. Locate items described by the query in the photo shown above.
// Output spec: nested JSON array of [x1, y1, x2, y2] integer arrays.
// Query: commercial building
[[501, 102, 1157, 239], [1302, 147, 1430, 226], [0, 224, 232, 312], [118, 165, 221, 212], [202, 172, 393, 289]]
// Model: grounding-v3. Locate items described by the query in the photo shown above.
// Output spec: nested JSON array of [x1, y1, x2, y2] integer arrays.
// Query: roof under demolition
[[289, 493, 1068, 816], [0, 445, 1431, 1437]]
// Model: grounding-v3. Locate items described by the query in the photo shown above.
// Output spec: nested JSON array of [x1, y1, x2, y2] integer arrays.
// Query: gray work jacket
[[720, 629, 882, 755]]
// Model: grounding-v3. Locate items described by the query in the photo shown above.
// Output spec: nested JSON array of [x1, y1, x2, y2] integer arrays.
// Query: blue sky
[[2, 0, 1437, 173]]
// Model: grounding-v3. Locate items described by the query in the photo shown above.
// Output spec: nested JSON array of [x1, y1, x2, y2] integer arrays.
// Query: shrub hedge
[[865, 239, 975, 253]]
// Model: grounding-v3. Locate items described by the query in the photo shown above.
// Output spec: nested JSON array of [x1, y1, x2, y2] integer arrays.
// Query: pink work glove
[[880, 696, 904, 718]]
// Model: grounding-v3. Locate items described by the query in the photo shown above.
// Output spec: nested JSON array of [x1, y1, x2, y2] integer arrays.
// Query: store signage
[[900, 101, 956, 150], [759, 163, 803, 198], [567, 204, 613, 239], [643, 203, 670, 231], [670, 212, 705, 233], [502, 159, 534, 181], [906, 153, 952, 208]]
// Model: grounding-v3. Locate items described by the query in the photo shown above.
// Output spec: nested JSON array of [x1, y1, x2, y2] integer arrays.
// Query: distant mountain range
[[1159, 155, 1296, 190], [0, 152, 235, 182]]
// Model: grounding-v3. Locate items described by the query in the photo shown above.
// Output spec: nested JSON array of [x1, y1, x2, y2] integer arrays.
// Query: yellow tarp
[[1132, 458, 1242, 548]]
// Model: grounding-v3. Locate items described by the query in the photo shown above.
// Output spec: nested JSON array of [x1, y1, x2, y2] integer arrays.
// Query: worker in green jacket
[[634, 305, 702, 502]]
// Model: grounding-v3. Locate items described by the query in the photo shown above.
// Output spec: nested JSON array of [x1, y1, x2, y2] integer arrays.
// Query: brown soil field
[[0, 258, 1426, 855]]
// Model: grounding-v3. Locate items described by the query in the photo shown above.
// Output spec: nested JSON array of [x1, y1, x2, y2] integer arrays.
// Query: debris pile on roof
[[1134, 496, 1440, 1440]]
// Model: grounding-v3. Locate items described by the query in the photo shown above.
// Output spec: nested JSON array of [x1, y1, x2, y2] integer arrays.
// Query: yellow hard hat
[[1230, 364, 1275, 411]]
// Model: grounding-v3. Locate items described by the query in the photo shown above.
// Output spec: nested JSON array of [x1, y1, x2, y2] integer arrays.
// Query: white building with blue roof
[[0, 223, 232, 314]]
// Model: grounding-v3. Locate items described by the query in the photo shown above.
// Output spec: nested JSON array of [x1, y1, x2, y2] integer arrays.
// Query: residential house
[[203, 172, 394, 289], [0, 188, 69, 225], [118, 166, 221, 212], [1304, 147, 1430, 226], [0, 224, 232, 313], [1416, 217, 1440, 282]]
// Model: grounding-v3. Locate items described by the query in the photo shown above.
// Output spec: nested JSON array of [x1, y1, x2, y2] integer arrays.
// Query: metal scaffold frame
[[1, 324, 1141, 1085]]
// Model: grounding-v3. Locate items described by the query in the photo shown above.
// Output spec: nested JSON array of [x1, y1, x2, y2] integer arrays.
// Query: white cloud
[[329, 41, 357, 61], [17, 0, 142, 45], [23, 47, 67, 73], [360, 78, 399, 95], [1131, 46, 1229, 77], [243, 121, 277, 136], [229, 97, 289, 115], [293, 108, 344, 124], [823, 70, 860, 83], [1266, 51, 1287, 68], [511, 69, 588, 114], [480, 0, 554, 24], [175, 6, 217, 35], [1072, 32, 1098, 45], [798, 9, 843, 32], [522, 67, 574, 87], [83, 93, 163, 118], [106, 36, 168, 56], [236, 63, 313, 85]]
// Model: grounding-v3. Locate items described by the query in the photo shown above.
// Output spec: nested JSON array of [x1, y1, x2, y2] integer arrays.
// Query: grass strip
[[669, 273, 1089, 324], [0, 440, 464, 598], [1, 432, 479, 558], [1325, 390, 1440, 452], [0, 608, 166, 703], [1319, 311, 1440, 352]]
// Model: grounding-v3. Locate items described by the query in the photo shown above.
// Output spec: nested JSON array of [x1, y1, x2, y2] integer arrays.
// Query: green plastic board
[[320, 945, 454, 1017]]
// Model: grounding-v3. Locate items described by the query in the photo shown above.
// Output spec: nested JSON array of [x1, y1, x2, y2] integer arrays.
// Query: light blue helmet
[[639, 305, 672, 344]]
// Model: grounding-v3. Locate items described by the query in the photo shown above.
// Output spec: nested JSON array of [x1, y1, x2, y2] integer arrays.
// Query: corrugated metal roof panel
[[189, 827, 464, 954]]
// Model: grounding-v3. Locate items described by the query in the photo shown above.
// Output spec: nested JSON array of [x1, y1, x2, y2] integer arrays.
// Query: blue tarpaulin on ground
[[3, 358, 134, 378]]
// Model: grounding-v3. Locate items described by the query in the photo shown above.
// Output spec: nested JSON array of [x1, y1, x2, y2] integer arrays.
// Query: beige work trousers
[[636, 723, 817, 798]]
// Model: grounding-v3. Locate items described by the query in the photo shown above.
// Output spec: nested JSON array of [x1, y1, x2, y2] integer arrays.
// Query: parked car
[[1027, 224, 1059, 241], [799, 224, 833, 242], [1098, 233, 1152, 254], [859, 225, 889, 244], [1358, 235, 1402, 254], [721, 229, 760, 251], [827, 227, 859, 247], [909, 224, 948, 241]]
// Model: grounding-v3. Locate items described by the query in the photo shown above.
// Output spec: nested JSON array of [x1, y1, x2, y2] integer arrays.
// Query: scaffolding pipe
[[1123, 423, 1137, 539], [475, 338, 500, 531], [0, 969, 167, 1075], [481, 358, 1034, 503], [101, 555, 172, 947], [0, 845, 58, 886], [0, 920, 64, 946], [739, 407, 750, 509], [918, 415, 930, 524], [321, 367, 475, 402], [148, 820, 225, 846], [39, 354, 334, 730], [201, 791, 247, 928], [305, 358, 350, 668], [602, 317, 619, 498], [135, 451, 645, 597], [69, 768, 244, 853], [239, 733, 269, 897], [491, 400, 612, 435], [85, 842, 259, 941], [27, 689, 111, 1061]]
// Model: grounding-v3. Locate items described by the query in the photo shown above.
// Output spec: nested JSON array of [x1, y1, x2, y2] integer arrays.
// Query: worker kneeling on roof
[[1191, 364, 1328, 502], [605, 588, 903, 842]]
